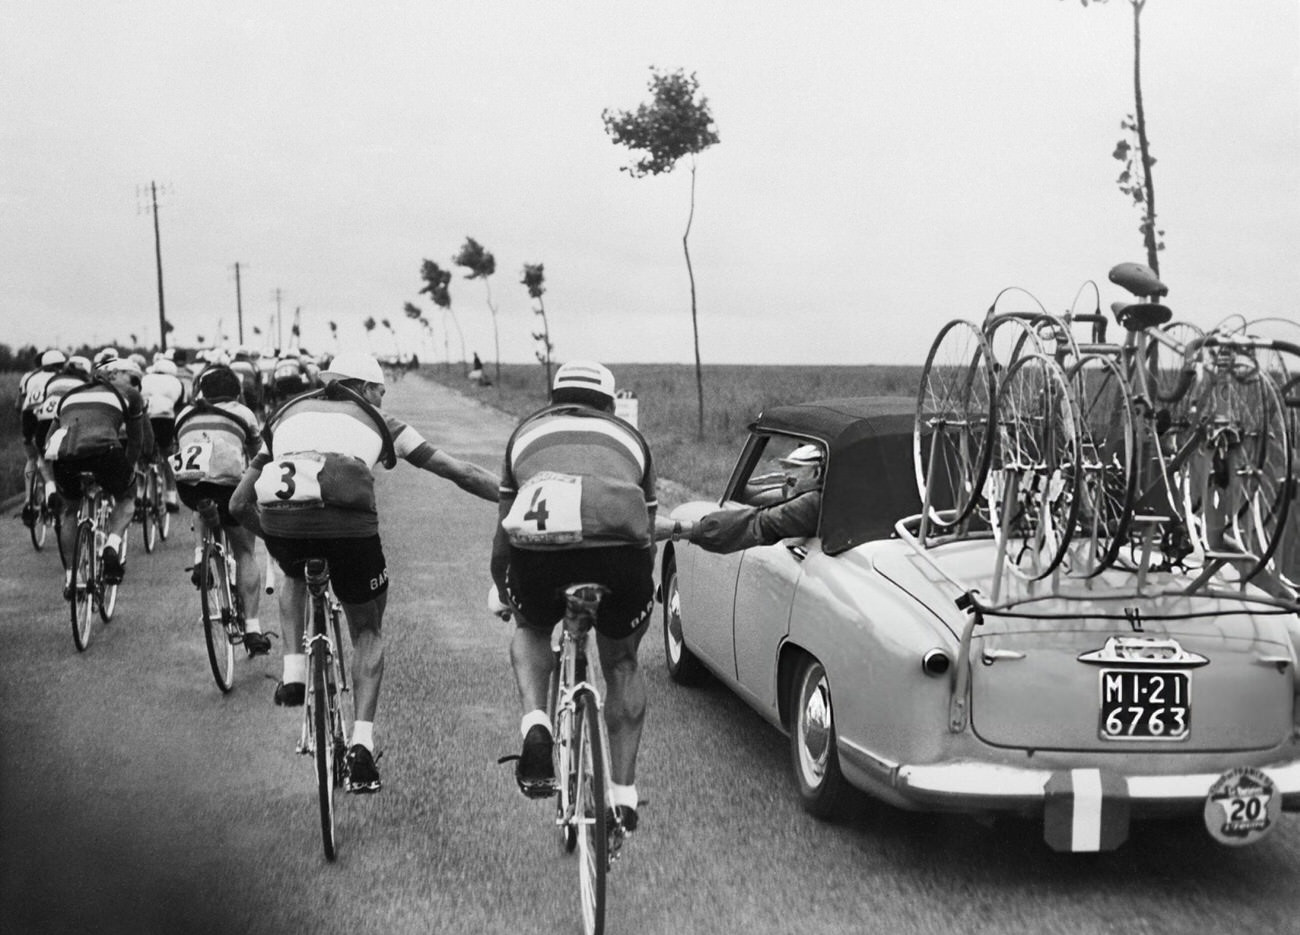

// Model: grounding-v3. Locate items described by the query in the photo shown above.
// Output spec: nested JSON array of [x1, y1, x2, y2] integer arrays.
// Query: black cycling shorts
[[506, 545, 654, 641], [262, 534, 388, 606], [177, 480, 240, 528], [53, 449, 135, 500], [21, 410, 38, 444], [31, 419, 52, 453], [150, 417, 176, 452]]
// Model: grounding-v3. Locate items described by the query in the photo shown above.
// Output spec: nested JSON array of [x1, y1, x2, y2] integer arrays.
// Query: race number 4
[[502, 472, 583, 545]]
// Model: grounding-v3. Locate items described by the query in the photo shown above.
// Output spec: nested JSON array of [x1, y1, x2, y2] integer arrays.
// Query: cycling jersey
[[498, 404, 656, 550], [19, 367, 58, 413], [36, 373, 90, 423], [140, 371, 186, 419], [248, 385, 437, 538], [174, 399, 259, 487], [46, 380, 147, 463]]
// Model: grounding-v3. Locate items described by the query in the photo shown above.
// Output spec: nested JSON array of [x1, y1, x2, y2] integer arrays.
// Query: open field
[[419, 362, 924, 502], [0, 375, 23, 503]]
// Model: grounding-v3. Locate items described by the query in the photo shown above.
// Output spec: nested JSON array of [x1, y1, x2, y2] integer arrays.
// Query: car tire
[[661, 556, 706, 685], [789, 655, 849, 819]]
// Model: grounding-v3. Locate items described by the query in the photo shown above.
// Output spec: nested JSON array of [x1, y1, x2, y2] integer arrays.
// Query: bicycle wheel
[[28, 474, 48, 551], [99, 536, 120, 624], [155, 467, 172, 541], [70, 522, 94, 651], [140, 470, 159, 553], [1151, 321, 1205, 405], [311, 599, 338, 861], [914, 319, 996, 528], [574, 689, 608, 935], [992, 354, 1082, 579], [200, 536, 236, 692], [1066, 354, 1137, 575], [551, 650, 579, 855], [1229, 373, 1292, 582]]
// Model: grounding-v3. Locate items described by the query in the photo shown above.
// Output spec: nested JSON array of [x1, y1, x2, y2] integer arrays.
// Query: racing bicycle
[[295, 558, 352, 861], [20, 468, 57, 553], [194, 498, 248, 692], [546, 584, 631, 935], [66, 473, 125, 651], [134, 454, 171, 553]]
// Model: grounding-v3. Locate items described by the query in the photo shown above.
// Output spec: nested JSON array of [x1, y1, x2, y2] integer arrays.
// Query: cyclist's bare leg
[[280, 575, 307, 661], [340, 594, 386, 723], [107, 494, 134, 543], [509, 624, 556, 716], [227, 523, 262, 620], [595, 616, 651, 786]]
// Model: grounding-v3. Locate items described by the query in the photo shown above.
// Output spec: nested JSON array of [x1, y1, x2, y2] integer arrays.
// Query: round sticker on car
[[1202, 766, 1280, 846]]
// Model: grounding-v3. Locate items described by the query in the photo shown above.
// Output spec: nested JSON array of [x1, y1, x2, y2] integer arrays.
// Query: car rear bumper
[[890, 758, 1300, 851]]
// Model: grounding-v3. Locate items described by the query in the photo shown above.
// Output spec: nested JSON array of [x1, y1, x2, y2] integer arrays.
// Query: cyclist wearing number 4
[[490, 360, 658, 832], [232, 350, 498, 794], [175, 365, 270, 655]]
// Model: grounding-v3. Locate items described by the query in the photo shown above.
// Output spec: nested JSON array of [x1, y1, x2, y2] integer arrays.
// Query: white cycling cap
[[321, 350, 385, 385], [779, 443, 824, 467], [552, 360, 615, 401]]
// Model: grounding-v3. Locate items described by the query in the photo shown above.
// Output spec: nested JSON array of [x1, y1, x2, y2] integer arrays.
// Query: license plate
[[1098, 669, 1190, 741]]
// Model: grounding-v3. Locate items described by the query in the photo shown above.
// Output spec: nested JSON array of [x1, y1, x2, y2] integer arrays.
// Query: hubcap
[[799, 673, 832, 783], [665, 578, 683, 664]]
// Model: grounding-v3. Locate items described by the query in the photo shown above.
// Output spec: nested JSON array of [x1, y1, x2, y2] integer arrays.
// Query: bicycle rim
[[312, 604, 337, 861], [1233, 374, 1292, 582], [29, 475, 47, 551], [914, 319, 996, 528], [157, 470, 171, 540], [554, 692, 578, 855], [70, 523, 94, 651], [141, 473, 158, 553], [575, 690, 608, 935], [201, 539, 235, 692]]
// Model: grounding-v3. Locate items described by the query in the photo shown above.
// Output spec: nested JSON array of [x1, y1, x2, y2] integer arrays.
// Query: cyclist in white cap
[[232, 349, 498, 793]]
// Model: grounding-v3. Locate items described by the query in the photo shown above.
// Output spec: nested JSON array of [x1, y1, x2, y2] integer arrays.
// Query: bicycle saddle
[[1110, 300, 1173, 332], [1108, 262, 1169, 299]]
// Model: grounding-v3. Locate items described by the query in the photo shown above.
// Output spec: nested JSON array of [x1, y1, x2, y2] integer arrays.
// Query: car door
[[683, 528, 745, 681], [732, 539, 808, 712]]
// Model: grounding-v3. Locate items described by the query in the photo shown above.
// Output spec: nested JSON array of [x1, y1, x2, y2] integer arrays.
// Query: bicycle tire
[[156, 466, 172, 541], [28, 474, 48, 551], [70, 521, 94, 651], [311, 598, 338, 861], [1066, 354, 1137, 576], [551, 646, 579, 855], [1231, 372, 1293, 583], [140, 470, 159, 553], [200, 536, 236, 693], [96, 497, 120, 624], [914, 319, 997, 529], [991, 354, 1082, 579], [574, 688, 608, 935]]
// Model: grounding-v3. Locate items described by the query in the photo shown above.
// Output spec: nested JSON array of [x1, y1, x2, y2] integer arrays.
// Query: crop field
[[0, 374, 24, 503], [419, 361, 924, 503]]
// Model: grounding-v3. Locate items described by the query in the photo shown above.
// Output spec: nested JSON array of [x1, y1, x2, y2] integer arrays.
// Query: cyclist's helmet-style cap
[[552, 360, 616, 408], [321, 351, 385, 386], [196, 365, 243, 402], [40, 348, 68, 367]]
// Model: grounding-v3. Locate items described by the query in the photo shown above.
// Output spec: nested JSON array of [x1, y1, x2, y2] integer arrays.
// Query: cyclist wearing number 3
[[174, 365, 269, 655], [490, 360, 657, 832], [232, 350, 499, 794]]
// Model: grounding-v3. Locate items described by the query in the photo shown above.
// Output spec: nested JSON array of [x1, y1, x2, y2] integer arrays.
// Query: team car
[[660, 396, 1300, 851]]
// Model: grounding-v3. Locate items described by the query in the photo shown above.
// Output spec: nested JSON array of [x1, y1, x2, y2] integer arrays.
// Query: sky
[[2, 0, 1297, 365]]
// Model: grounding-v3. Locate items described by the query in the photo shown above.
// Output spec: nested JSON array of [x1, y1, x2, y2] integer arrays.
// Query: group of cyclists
[[17, 346, 671, 835]]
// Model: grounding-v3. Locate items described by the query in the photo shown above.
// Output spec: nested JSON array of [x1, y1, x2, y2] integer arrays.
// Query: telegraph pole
[[233, 262, 245, 344], [148, 181, 168, 350], [273, 288, 283, 350]]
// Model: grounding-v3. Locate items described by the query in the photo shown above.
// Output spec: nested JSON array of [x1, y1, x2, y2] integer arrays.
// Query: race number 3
[[254, 456, 324, 505]]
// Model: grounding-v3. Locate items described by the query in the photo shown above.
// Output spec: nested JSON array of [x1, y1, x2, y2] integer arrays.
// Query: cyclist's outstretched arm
[[418, 449, 499, 501]]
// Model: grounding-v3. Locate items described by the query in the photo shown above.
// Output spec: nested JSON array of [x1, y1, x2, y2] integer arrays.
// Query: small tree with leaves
[[453, 237, 501, 390], [603, 67, 720, 438], [521, 262, 554, 389], [362, 316, 376, 352], [420, 259, 465, 370], [1066, 0, 1164, 273]]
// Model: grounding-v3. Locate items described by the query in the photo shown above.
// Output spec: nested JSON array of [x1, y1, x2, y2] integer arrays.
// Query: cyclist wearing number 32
[[232, 350, 499, 794], [174, 364, 270, 655], [490, 360, 657, 832]]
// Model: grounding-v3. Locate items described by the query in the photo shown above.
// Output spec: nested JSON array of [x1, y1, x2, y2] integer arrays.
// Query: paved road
[[3, 375, 1299, 935]]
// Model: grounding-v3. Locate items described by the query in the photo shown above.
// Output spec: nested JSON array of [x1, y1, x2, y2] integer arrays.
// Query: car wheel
[[789, 655, 848, 818], [662, 556, 706, 685]]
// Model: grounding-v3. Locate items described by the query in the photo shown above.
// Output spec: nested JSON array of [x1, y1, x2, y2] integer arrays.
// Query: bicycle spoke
[[575, 690, 608, 935], [201, 536, 236, 692]]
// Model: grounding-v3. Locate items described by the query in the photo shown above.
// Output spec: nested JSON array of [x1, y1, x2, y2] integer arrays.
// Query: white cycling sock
[[520, 709, 551, 739], [610, 783, 638, 810], [105, 533, 122, 552], [352, 721, 374, 751], [283, 653, 307, 684], [244, 616, 261, 635]]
